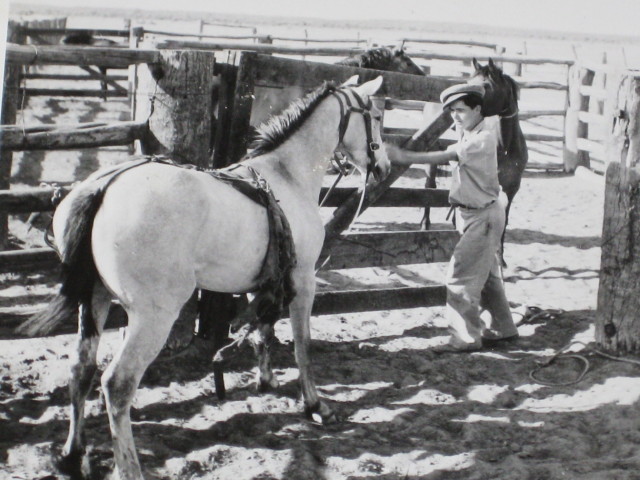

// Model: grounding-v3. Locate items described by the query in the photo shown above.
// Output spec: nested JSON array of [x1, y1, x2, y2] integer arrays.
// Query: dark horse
[[62, 31, 119, 100], [335, 45, 426, 75], [470, 58, 528, 261], [423, 58, 527, 264]]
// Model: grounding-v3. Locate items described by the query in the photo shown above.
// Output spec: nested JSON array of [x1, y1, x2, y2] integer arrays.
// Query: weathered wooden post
[[564, 63, 594, 172], [134, 49, 217, 350], [1, 21, 25, 250], [596, 72, 640, 354]]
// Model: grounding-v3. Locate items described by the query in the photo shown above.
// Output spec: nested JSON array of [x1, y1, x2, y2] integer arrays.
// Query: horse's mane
[[336, 47, 394, 69], [246, 81, 338, 158]]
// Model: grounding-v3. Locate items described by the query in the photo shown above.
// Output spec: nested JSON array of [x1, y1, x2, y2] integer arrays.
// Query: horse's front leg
[[288, 269, 336, 424]]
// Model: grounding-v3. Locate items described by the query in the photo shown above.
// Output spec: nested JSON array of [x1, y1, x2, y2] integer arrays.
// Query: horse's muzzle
[[372, 161, 390, 183]]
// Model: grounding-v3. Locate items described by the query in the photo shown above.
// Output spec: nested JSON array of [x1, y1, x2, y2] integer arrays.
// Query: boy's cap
[[440, 84, 485, 109]]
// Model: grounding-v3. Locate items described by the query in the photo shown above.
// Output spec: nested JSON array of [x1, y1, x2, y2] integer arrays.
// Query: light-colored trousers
[[445, 198, 518, 345]]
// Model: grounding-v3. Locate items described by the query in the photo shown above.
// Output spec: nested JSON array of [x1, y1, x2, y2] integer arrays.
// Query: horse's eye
[[373, 115, 382, 121]]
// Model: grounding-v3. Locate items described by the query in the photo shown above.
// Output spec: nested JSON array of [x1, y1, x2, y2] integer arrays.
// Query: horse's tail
[[19, 185, 107, 337]]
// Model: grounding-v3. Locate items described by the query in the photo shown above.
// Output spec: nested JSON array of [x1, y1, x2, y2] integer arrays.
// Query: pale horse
[[20, 76, 390, 480]]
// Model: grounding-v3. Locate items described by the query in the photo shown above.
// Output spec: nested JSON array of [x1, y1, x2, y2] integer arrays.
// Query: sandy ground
[[3, 157, 640, 480]]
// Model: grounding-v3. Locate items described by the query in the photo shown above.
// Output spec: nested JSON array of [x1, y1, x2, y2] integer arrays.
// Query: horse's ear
[[355, 75, 384, 97], [472, 58, 481, 71], [488, 58, 496, 68], [341, 75, 359, 87]]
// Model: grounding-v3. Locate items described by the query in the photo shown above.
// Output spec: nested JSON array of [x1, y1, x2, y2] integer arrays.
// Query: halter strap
[[500, 106, 519, 119], [331, 88, 380, 178]]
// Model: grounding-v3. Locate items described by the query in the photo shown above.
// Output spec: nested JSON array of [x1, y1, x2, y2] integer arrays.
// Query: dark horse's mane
[[336, 47, 396, 69], [246, 81, 338, 158]]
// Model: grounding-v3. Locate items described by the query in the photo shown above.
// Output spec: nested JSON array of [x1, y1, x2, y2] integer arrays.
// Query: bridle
[[331, 87, 381, 180], [316, 86, 384, 272]]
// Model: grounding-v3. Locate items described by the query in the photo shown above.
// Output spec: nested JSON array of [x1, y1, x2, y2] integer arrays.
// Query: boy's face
[[448, 99, 483, 132]]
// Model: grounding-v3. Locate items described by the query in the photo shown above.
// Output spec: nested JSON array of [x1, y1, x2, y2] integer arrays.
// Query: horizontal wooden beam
[[578, 111, 607, 124], [22, 27, 130, 38], [248, 54, 457, 102], [22, 73, 129, 81], [385, 98, 427, 111], [407, 51, 574, 66], [0, 186, 72, 213], [519, 110, 566, 120], [319, 187, 450, 208], [312, 285, 446, 316], [5, 43, 160, 68], [322, 230, 458, 269], [2, 284, 447, 339], [524, 133, 564, 142], [429, 75, 567, 91], [401, 37, 499, 50], [579, 85, 608, 100], [156, 39, 374, 56], [154, 40, 573, 66], [576, 138, 605, 157], [20, 88, 127, 98], [1, 120, 147, 151], [0, 247, 58, 273], [0, 185, 450, 215], [516, 80, 568, 90]]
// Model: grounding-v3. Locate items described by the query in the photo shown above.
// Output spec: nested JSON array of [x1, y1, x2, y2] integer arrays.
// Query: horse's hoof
[[54, 448, 90, 479], [304, 402, 339, 425], [257, 376, 280, 393]]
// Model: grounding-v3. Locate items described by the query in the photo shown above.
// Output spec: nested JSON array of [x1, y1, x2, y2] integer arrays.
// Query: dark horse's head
[[337, 46, 425, 76], [469, 58, 519, 118], [62, 30, 118, 47]]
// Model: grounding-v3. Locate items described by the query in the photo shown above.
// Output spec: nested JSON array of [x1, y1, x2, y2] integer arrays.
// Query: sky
[[5, 0, 640, 38]]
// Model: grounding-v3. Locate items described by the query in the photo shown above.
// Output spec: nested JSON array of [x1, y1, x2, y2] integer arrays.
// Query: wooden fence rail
[[21, 27, 130, 38], [0, 185, 450, 215], [5, 43, 160, 67], [0, 121, 148, 151], [154, 39, 575, 66]]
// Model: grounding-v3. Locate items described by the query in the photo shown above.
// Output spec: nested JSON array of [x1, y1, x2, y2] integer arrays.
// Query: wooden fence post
[[1, 21, 25, 250], [227, 51, 258, 163], [596, 73, 640, 353], [135, 49, 216, 166], [133, 49, 217, 351], [564, 63, 594, 172]]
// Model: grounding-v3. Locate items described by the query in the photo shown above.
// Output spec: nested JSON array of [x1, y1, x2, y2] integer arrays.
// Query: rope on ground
[[530, 339, 640, 387]]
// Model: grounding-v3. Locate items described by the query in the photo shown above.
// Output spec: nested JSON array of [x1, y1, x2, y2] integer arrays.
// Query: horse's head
[[469, 58, 519, 118], [334, 76, 391, 183], [338, 47, 424, 76], [387, 47, 426, 76]]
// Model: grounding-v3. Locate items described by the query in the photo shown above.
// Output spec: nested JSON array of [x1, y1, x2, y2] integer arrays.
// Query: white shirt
[[446, 119, 501, 208]]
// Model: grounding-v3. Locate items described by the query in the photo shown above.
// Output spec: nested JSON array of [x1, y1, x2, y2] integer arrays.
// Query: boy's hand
[[383, 142, 403, 163]]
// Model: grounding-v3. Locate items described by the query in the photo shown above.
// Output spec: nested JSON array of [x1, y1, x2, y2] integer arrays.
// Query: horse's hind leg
[[249, 322, 279, 392], [101, 307, 178, 480], [99, 67, 108, 101], [58, 282, 111, 477]]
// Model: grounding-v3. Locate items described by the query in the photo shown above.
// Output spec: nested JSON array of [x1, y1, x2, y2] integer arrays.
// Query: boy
[[385, 83, 519, 352]]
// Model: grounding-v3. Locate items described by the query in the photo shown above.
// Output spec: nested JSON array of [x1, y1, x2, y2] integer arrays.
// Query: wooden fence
[[1, 43, 463, 338], [1, 19, 621, 339], [563, 61, 629, 173]]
